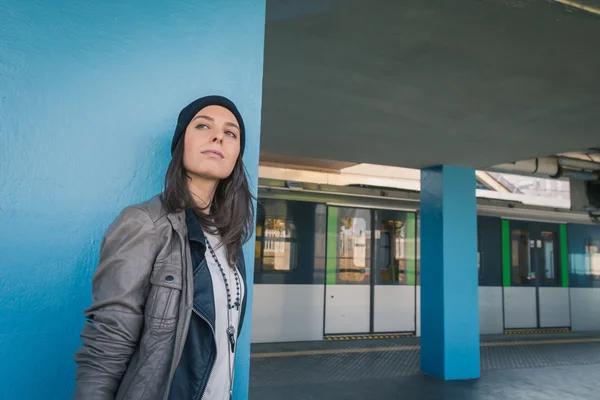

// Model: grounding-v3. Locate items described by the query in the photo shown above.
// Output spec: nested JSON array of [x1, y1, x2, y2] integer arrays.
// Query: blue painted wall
[[0, 1, 265, 399], [420, 166, 480, 380]]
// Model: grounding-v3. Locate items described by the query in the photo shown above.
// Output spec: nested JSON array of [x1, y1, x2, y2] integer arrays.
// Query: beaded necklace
[[205, 239, 241, 352]]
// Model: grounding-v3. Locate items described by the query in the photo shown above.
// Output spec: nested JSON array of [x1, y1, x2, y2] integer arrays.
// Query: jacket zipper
[[193, 308, 217, 400]]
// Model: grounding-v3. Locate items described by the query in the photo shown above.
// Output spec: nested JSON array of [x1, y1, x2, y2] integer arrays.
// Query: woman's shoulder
[[99, 194, 185, 264], [130, 194, 169, 223], [110, 194, 178, 232]]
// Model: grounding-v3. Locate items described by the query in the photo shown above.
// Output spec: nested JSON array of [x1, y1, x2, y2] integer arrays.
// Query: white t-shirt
[[202, 231, 245, 400]]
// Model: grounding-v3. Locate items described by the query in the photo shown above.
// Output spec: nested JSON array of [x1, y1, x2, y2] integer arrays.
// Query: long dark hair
[[163, 137, 255, 266]]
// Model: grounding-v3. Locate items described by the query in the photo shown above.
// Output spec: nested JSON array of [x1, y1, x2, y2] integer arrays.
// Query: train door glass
[[511, 228, 533, 286], [539, 231, 559, 286], [324, 206, 371, 335], [509, 221, 562, 328]]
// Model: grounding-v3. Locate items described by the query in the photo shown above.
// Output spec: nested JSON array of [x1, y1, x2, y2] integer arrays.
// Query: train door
[[504, 220, 570, 329], [372, 210, 417, 333], [324, 206, 371, 334], [323, 206, 416, 335]]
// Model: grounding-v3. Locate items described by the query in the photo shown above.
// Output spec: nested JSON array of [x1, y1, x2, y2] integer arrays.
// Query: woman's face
[[183, 105, 241, 181]]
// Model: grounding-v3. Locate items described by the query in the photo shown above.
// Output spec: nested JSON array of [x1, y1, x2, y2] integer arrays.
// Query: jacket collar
[[185, 208, 207, 246], [182, 208, 247, 279], [166, 209, 187, 234]]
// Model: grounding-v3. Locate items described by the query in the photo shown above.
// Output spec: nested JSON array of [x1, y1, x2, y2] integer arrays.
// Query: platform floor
[[249, 332, 600, 399]]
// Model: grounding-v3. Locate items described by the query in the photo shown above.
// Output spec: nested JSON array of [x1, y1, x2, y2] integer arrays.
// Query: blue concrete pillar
[[0, 1, 265, 399], [420, 166, 480, 380]]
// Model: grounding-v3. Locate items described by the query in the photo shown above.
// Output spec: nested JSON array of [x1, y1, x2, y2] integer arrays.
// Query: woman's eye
[[225, 131, 237, 138], [196, 124, 209, 129]]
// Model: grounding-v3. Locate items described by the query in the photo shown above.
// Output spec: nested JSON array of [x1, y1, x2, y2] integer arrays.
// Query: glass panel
[[254, 200, 299, 273], [589, 243, 600, 275], [570, 234, 600, 288], [262, 218, 297, 271], [540, 231, 558, 286], [476, 179, 491, 190], [585, 239, 600, 287], [374, 211, 414, 285], [255, 221, 263, 262], [511, 229, 534, 286], [313, 204, 327, 284], [335, 208, 371, 285], [479, 216, 503, 287]]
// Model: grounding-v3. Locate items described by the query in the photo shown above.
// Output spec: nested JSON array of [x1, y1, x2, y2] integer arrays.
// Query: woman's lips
[[201, 150, 224, 159]]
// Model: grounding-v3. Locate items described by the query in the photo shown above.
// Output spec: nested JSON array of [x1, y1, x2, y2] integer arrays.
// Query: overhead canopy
[[260, 0, 600, 169]]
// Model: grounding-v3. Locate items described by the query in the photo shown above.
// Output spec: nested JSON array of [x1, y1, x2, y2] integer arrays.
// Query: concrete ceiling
[[260, 0, 600, 169], [260, 152, 358, 171]]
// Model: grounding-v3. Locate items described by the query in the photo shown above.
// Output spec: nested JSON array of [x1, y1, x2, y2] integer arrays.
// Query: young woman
[[73, 95, 254, 400]]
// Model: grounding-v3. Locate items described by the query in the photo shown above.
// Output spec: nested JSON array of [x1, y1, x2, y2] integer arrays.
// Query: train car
[[250, 178, 600, 343]]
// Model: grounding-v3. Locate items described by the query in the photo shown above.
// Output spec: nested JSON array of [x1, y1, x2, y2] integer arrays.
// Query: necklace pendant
[[227, 325, 235, 336], [227, 325, 236, 352]]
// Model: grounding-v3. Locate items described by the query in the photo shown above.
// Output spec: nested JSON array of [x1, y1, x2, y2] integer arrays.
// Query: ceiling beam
[[553, 0, 600, 16]]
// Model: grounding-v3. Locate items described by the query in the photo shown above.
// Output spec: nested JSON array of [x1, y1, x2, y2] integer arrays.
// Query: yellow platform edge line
[[325, 333, 415, 341], [326, 330, 571, 340], [504, 328, 571, 335]]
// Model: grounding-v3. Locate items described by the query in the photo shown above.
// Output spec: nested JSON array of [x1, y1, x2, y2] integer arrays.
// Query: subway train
[[250, 177, 600, 343]]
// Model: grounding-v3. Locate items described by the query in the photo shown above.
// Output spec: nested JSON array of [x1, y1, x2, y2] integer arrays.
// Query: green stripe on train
[[326, 207, 338, 285]]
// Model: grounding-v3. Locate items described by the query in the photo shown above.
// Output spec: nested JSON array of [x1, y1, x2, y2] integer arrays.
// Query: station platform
[[249, 332, 600, 399]]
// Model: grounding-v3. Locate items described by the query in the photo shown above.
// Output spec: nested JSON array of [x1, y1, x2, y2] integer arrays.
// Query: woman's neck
[[188, 175, 219, 214]]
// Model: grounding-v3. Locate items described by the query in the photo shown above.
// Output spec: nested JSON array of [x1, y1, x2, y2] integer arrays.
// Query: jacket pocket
[[145, 263, 183, 332]]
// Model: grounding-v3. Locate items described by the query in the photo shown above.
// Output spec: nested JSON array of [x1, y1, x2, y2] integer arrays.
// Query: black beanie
[[171, 95, 245, 156]]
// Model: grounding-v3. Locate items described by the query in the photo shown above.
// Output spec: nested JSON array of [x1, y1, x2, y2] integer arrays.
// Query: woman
[[74, 95, 254, 400]]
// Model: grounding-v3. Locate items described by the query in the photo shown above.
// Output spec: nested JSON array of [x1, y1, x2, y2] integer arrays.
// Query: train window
[[541, 231, 558, 285], [338, 214, 370, 284], [371, 210, 417, 285], [563, 227, 600, 288], [569, 230, 600, 288], [255, 201, 299, 273], [477, 216, 502, 287], [586, 239, 600, 278], [511, 229, 532, 286], [326, 207, 372, 285], [261, 218, 297, 271]]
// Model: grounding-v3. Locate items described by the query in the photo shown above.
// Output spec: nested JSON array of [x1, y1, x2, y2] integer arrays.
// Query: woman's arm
[[73, 206, 159, 400]]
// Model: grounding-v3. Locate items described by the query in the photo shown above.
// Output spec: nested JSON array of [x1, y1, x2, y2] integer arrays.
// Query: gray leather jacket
[[73, 195, 209, 399]]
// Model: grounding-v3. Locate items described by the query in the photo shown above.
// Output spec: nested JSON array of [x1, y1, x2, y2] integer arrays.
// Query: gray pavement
[[250, 333, 600, 399]]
